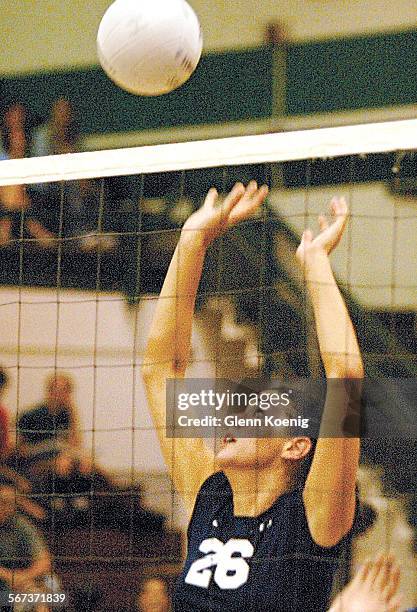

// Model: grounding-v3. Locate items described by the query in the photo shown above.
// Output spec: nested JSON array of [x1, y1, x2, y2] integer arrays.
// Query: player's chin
[[215, 438, 257, 468]]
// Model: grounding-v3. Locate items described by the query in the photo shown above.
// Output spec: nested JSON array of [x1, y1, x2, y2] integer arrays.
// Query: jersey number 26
[[185, 537, 254, 590]]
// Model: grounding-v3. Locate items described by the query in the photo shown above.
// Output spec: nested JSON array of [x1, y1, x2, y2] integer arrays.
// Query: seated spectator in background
[[17, 373, 164, 532], [0, 104, 56, 248], [0, 368, 11, 461], [137, 577, 170, 612], [0, 480, 52, 611], [30, 98, 115, 250], [31, 98, 118, 251], [31, 98, 78, 157], [17, 372, 93, 478]]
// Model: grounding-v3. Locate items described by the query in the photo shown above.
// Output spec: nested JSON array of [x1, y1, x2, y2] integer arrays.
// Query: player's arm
[[141, 182, 268, 514], [297, 198, 363, 547]]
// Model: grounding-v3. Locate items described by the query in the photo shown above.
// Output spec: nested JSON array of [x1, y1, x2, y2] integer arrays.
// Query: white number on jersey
[[185, 537, 254, 590]]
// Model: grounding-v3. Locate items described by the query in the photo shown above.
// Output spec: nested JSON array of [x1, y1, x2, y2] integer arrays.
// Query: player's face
[[215, 398, 310, 469], [216, 436, 287, 469]]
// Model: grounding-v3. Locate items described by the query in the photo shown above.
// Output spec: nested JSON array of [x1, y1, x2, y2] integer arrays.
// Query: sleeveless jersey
[[174, 471, 354, 612]]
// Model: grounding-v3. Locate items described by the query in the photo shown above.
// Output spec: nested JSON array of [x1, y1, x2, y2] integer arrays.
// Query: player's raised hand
[[296, 196, 348, 265], [182, 181, 269, 247]]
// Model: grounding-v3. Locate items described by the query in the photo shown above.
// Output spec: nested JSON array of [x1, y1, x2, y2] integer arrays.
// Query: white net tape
[[0, 118, 416, 185]]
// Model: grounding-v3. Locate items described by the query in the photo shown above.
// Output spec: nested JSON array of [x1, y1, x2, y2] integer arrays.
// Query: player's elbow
[[141, 357, 185, 385], [326, 357, 364, 379], [308, 511, 354, 548], [142, 338, 188, 381], [304, 488, 357, 548]]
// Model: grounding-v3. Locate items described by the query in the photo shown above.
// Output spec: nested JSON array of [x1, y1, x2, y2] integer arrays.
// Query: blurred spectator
[[15, 373, 107, 525], [16, 373, 94, 478], [0, 481, 52, 611], [0, 368, 11, 461], [0, 471, 45, 526], [16, 373, 164, 532], [136, 577, 170, 612], [1, 104, 31, 158], [0, 104, 56, 248], [32, 98, 78, 157], [30, 98, 116, 251]]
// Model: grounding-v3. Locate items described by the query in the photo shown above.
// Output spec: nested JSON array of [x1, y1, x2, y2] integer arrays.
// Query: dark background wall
[[1, 28, 416, 134]]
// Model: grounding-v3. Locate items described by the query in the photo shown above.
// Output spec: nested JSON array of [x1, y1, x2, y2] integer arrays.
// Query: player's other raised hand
[[296, 196, 348, 265]]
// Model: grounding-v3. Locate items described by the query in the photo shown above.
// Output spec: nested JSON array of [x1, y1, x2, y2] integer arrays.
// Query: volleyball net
[[0, 118, 416, 607]]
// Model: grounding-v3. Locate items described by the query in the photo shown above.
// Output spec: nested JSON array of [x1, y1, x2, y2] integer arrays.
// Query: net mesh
[[0, 121, 416, 609]]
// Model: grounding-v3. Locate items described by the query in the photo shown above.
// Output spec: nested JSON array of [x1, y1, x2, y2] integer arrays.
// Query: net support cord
[[0, 118, 416, 186]]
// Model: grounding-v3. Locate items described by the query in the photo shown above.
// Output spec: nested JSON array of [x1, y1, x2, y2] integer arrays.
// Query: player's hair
[[0, 367, 9, 391]]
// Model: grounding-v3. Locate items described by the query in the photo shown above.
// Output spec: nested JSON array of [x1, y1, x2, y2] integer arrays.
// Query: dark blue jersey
[[174, 471, 354, 612]]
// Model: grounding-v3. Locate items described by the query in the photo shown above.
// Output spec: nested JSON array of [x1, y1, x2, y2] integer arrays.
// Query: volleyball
[[97, 0, 203, 96]]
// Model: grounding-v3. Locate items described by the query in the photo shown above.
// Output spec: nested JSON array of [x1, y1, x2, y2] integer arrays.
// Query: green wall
[[0, 48, 274, 134], [1, 29, 416, 134], [287, 29, 417, 114]]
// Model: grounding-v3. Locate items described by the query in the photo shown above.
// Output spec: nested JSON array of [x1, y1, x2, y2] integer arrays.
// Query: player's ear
[[280, 437, 312, 461]]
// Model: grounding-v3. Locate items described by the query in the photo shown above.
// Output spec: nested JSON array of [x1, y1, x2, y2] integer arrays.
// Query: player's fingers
[[318, 215, 329, 232], [365, 553, 385, 586], [352, 559, 372, 584], [331, 196, 349, 223], [246, 179, 260, 196], [374, 555, 394, 589], [387, 594, 402, 612], [203, 187, 219, 208], [220, 182, 245, 214], [246, 183, 269, 211], [383, 563, 401, 602], [228, 184, 268, 224]]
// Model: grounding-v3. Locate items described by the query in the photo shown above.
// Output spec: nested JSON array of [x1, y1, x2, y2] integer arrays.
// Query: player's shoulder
[[196, 471, 232, 504], [189, 471, 232, 526]]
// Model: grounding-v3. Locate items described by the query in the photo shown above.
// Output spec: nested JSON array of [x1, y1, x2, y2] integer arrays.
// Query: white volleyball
[[97, 0, 203, 96]]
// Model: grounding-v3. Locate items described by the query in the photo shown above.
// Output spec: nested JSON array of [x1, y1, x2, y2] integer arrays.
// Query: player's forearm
[[302, 249, 362, 546], [304, 249, 363, 378], [143, 229, 207, 376]]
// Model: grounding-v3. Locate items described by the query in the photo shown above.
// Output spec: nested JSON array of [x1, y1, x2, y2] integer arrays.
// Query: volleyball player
[[141, 182, 363, 611]]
